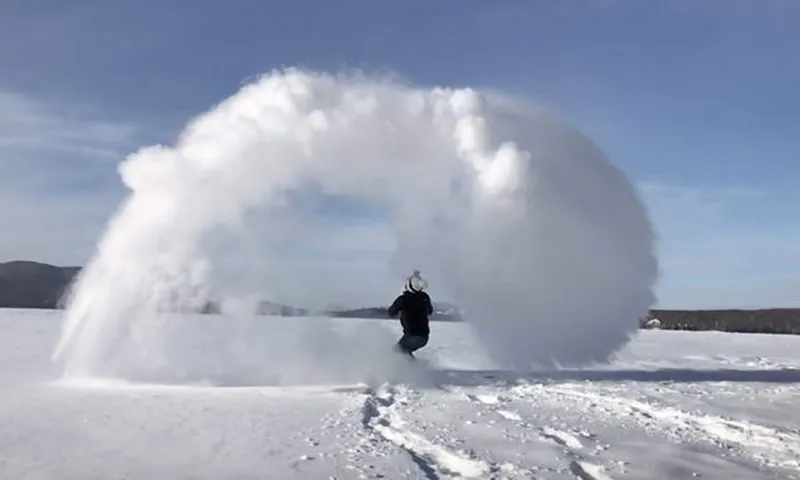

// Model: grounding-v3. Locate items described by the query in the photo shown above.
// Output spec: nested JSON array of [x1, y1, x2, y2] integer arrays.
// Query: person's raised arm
[[424, 293, 433, 315], [387, 295, 403, 317]]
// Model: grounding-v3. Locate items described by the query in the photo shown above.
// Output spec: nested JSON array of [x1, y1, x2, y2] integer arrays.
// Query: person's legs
[[396, 334, 429, 355], [406, 335, 429, 352]]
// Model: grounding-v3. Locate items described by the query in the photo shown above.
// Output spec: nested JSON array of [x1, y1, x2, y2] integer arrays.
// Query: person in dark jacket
[[388, 270, 433, 357]]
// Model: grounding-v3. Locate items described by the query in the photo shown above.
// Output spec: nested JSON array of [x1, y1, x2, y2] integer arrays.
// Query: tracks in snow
[[360, 384, 491, 479], [514, 382, 800, 477], [348, 374, 800, 479], [464, 391, 616, 480], [358, 383, 616, 479], [466, 392, 586, 450]]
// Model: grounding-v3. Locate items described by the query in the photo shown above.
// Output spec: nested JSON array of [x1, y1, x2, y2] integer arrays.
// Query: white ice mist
[[52, 68, 658, 382]]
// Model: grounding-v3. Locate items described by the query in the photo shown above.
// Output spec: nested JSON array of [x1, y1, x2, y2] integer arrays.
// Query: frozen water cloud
[[52, 68, 658, 383], [431, 93, 659, 368]]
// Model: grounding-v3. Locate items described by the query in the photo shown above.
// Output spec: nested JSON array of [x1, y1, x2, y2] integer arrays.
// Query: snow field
[[3, 310, 800, 479]]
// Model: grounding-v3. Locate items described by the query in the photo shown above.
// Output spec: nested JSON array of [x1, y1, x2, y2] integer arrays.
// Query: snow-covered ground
[[2, 308, 799, 479]]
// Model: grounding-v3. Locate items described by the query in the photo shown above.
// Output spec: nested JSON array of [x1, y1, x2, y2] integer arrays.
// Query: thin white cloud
[[0, 89, 139, 264], [0, 91, 139, 162]]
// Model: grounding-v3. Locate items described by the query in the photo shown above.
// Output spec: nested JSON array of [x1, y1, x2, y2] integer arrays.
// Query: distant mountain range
[[1, 261, 799, 334], [0, 261, 80, 309]]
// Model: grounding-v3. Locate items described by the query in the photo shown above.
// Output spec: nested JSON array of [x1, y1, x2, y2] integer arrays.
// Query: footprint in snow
[[540, 427, 585, 449], [465, 393, 503, 405], [496, 410, 522, 421]]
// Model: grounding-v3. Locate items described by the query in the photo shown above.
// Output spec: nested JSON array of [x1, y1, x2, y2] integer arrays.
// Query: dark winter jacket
[[388, 290, 433, 337]]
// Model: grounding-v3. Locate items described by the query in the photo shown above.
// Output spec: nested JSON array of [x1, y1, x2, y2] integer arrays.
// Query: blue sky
[[0, 0, 798, 308]]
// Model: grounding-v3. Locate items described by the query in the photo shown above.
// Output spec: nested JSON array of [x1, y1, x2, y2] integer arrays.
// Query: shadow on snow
[[431, 367, 800, 387], [67, 366, 800, 390]]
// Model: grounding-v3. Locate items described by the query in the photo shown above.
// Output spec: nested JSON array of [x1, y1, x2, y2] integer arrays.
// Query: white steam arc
[[52, 68, 658, 381]]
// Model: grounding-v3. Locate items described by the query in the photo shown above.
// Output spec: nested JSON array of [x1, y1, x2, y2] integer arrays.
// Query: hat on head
[[405, 270, 428, 292]]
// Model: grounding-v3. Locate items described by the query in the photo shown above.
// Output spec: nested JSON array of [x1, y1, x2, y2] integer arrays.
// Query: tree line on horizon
[[643, 309, 800, 335], [1, 260, 798, 334]]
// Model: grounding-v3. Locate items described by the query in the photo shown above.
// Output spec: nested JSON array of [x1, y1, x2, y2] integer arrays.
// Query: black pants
[[396, 334, 429, 355]]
